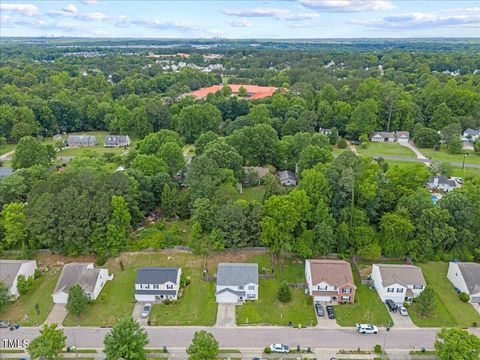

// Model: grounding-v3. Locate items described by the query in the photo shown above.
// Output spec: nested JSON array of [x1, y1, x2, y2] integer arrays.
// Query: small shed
[[278, 170, 297, 186]]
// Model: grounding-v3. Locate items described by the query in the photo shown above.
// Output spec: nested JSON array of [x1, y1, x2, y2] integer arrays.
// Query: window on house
[[413, 285, 423, 290], [333, 286, 338, 290], [248, 286, 255, 290], [247, 294, 255, 299], [144, 284, 150, 289], [341, 296, 350, 301], [317, 285, 328, 291], [166, 284, 173, 290], [396, 288, 404, 293], [239, 286, 244, 290], [153, 284, 159, 289], [387, 288, 394, 293], [342, 288, 352, 293]]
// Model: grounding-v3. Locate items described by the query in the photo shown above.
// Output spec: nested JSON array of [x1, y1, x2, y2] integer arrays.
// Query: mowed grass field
[[408, 262, 480, 327], [0, 271, 60, 326], [356, 142, 416, 158], [422, 145, 480, 165]]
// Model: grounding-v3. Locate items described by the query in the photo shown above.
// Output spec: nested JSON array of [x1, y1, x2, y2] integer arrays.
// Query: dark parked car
[[0, 320, 11, 328], [315, 303, 324, 317], [386, 299, 397, 312], [326, 305, 335, 319]]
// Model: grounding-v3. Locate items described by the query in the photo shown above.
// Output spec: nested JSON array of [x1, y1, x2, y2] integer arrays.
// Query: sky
[[1, 0, 479, 38]]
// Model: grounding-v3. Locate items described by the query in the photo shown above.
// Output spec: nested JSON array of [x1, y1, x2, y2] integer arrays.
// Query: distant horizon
[[2, 36, 479, 40]]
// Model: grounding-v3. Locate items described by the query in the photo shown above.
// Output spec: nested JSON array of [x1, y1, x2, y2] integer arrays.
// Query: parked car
[[386, 299, 397, 312], [315, 303, 324, 317], [398, 306, 408, 316], [356, 323, 378, 334], [141, 303, 152, 318], [0, 320, 11, 328], [326, 305, 335, 319], [269, 344, 290, 353]]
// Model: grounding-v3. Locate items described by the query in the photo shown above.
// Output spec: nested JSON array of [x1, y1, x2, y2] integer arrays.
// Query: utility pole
[[462, 152, 468, 171]]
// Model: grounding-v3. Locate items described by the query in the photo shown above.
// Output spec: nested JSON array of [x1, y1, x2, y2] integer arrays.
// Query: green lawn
[[335, 264, 393, 327], [238, 185, 265, 203], [0, 143, 16, 156], [421, 145, 480, 165], [236, 256, 317, 327], [408, 262, 480, 327], [357, 142, 416, 158], [64, 252, 207, 326], [0, 271, 60, 326]]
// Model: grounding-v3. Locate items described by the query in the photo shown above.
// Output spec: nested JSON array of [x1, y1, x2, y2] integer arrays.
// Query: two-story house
[[305, 259, 356, 303], [215, 263, 258, 303], [371, 264, 426, 303], [447, 262, 480, 303], [134, 267, 181, 302]]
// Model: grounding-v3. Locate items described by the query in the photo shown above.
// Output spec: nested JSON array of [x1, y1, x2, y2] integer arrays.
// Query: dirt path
[[348, 142, 357, 154], [0, 150, 14, 161]]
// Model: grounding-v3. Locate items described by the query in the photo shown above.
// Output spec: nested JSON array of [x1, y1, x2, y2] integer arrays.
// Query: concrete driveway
[[45, 304, 67, 325], [216, 303, 236, 327], [133, 302, 149, 326], [314, 303, 339, 328], [388, 305, 417, 328]]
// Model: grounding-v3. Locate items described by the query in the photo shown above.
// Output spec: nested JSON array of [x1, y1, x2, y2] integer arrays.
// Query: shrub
[[360, 142, 368, 149], [16, 275, 31, 295], [374, 344, 382, 354], [277, 280, 292, 303], [96, 254, 107, 266], [337, 138, 348, 149], [306, 296, 313, 306], [473, 321, 477, 327], [403, 302, 410, 308], [163, 299, 172, 305], [459, 292, 470, 303], [264, 347, 272, 354], [67, 284, 89, 316], [34, 268, 42, 279]]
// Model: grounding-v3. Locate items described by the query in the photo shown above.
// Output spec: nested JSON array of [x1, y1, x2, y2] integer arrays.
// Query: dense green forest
[[0, 38, 479, 262]]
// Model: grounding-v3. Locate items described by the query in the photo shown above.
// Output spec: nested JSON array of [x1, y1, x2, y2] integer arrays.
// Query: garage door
[[216, 292, 238, 304], [470, 297, 480, 303], [314, 296, 331, 302]]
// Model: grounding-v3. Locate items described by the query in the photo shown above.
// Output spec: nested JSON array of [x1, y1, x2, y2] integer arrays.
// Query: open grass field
[[357, 142, 416, 158], [0, 271, 60, 326], [421, 145, 480, 165], [236, 255, 317, 327], [408, 262, 480, 327], [335, 264, 393, 327], [237, 185, 265, 203], [0, 143, 16, 156]]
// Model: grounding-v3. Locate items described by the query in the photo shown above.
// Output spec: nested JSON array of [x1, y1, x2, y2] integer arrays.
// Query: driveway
[[314, 303, 340, 329], [45, 304, 67, 325], [133, 302, 149, 326], [398, 141, 427, 160], [387, 305, 417, 328], [216, 303, 236, 327]]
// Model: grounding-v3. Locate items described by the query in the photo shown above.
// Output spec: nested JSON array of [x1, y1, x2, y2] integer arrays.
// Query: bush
[[459, 292, 470, 303], [337, 138, 348, 149], [16, 275, 32, 295], [360, 142, 368, 149], [306, 296, 313, 306], [163, 299, 172, 305], [264, 347, 272, 354], [277, 280, 292, 303], [403, 302, 410, 308], [374, 344, 382, 354], [96, 254, 107, 266], [34, 268, 42, 279], [473, 321, 477, 327]]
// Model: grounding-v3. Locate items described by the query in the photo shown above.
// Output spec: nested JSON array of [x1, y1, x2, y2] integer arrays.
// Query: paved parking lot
[[216, 303, 236, 327]]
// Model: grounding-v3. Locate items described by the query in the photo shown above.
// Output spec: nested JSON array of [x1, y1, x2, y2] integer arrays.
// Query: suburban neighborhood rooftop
[[0, 260, 36, 289], [456, 262, 480, 294], [306, 259, 354, 287], [375, 264, 426, 287], [216, 263, 259, 286], [135, 267, 180, 284]]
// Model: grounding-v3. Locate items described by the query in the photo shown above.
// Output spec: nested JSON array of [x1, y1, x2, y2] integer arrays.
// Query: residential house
[[447, 262, 480, 303], [66, 135, 98, 147], [396, 131, 410, 143], [371, 264, 426, 303], [427, 176, 457, 192], [278, 170, 297, 186], [215, 263, 259, 303], [463, 128, 480, 142], [0, 167, 13, 179], [134, 267, 181, 302], [370, 132, 396, 142], [52, 263, 112, 304], [104, 135, 131, 148], [0, 260, 37, 299], [305, 259, 356, 303], [319, 128, 332, 135]]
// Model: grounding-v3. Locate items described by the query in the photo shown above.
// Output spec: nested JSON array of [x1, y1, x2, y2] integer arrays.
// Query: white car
[[356, 323, 378, 334], [270, 344, 290, 353], [398, 306, 408, 316], [141, 303, 152, 318]]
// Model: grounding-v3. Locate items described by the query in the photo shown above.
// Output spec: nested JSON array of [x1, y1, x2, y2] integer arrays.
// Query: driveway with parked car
[[388, 303, 417, 328], [132, 302, 149, 326], [314, 302, 340, 328]]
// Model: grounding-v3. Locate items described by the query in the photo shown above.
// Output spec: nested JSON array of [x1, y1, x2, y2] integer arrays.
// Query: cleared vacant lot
[[409, 262, 480, 327], [357, 142, 416, 158]]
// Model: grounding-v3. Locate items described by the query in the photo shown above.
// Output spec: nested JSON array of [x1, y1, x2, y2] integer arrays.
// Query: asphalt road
[[373, 155, 480, 169], [2, 326, 480, 351]]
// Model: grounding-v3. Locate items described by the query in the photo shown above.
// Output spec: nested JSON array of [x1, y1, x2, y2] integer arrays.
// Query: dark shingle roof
[[216, 288, 246, 297], [134, 289, 178, 296], [135, 267, 179, 285], [457, 263, 480, 294], [216, 263, 258, 286], [54, 263, 101, 294], [278, 170, 296, 182]]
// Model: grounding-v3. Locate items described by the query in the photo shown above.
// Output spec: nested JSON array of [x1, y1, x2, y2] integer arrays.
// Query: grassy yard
[[408, 262, 480, 327], [335, 264, 393, 327], [421, 145, 480, 165], [0, 143, 16, 156], [357, 142, 416, 158], [236, 255, 317, 327], [64, 252, 208, 326], [0, 271, 60, 326], [237, 185, 265, 203]]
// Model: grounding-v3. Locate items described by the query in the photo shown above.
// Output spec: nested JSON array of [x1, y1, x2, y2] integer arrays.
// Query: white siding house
[[0, 260, 37, 299], [371, 264, 426, 303], [52, 263, 112, 304], [215, 263, 259, 303], [134, 267, 181, 302], [447, 262, 480, 303]]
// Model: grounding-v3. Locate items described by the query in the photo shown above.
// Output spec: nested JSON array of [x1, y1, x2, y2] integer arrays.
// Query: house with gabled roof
[[134, 267, 181, 302], [370, 132, 396, 142], [104, 135, 131, 148], [371, 264, 426, 303], [305, 259, 356, 303], [53, 263, 112, 304], [0, 260, 37, 299], [278, 170, 297, 186], [427, 176, 457, 193], [447, 262, 480, 303], [215, 263, 258, 303]]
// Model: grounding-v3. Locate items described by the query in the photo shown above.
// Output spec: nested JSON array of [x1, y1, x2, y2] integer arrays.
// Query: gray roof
[[54, 263, 102, 294], [104, 135, 130, 145], [135, 267, 179, 285], [216, 263, 258, 287], [464, 128, 480, 137], [0, 260, 36, 289], [375, 264, 426, 287], [457, 262, 480, 294], [371, 132, 395, 138], [216, 288, 245, 297], [0, 167, 13, 178], [135, 289, 178, 296], [428, 176, 456, 187], [278, 170, 296, 182], [396, 131, 410, 138]]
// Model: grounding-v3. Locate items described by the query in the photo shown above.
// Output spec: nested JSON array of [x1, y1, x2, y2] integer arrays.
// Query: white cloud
[[223, 7, 319, 21], [129, 19, 198, 32], [300, 0, 395, 12], [226, 19, 252, 27], [0, 3, 39, 16], [81, 0, 98, 5], [353, 12, 480, 30], [63, 4, 78, 14]]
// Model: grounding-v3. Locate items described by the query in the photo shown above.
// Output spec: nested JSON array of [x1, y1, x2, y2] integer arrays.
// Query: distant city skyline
[[1, 0, 479, 38]]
